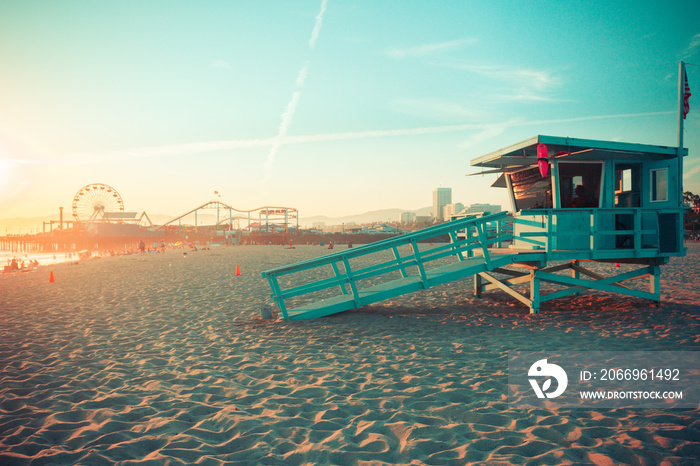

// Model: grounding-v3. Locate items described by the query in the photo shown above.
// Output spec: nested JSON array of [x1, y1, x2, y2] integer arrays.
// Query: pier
[[0, 233, 149, 255]]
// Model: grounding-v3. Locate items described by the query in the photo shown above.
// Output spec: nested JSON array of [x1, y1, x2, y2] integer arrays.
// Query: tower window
[[651, 168, 668, 202]]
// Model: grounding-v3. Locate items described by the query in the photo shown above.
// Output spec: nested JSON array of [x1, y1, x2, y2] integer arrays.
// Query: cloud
[[1, 157, 43, 165], [525, 110, 673, 126], [387, 38, 478, 59], [458, 125, 508, 150], [511, 69, 560, 90], [309, 0, 328, 49], [680, 32, 700, 61], [264, 91, 301, 180], [213, 59, 231, 69], [452, 64, 560, 87], [448, 63, 563, 102], [53, 109, 675, 166], [262, 65, 306, 184], [684, 162, 700, 180], [498, 90, 565, 102], [296, 63, 309, 87], [58, 124, 486, 165], [263, 0, 327, 182], [391, 98, 484, 120]]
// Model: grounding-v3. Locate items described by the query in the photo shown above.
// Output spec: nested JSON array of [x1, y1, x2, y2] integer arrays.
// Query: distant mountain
[[299, 206, 432, 227], [0, 207, 433, 233], [0, 215, 58, 234]]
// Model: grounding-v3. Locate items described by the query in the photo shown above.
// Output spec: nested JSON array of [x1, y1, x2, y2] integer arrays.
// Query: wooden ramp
[[262, 212, 518, 320]]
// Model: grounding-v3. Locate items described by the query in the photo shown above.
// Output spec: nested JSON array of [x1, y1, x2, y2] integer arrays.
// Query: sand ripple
[[1, 245, 699, 464]]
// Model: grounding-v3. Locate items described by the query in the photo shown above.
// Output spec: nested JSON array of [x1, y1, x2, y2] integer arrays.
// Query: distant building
[[368, 223, 403, 234], [401, 212, 416, 224], [460, 203, 502, 215], [443, 203, 464, 220], [433, 188, 452, 221]]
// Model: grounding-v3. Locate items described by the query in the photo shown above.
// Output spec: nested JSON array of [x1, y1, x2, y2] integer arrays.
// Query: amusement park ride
[[72, 183, 153, 228], [43, 183, 299, 236], [156, 201, 298, 235], [43, 183, 152, 232]]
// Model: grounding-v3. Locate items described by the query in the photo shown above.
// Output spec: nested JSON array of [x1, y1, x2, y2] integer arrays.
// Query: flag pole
[[677, 61, 685, 206]]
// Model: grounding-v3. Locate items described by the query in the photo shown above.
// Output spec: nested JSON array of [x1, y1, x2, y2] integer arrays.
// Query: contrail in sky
[[309, 0, 327, 49], [263, 0, 328, 182], [42, 110, 674, 165]]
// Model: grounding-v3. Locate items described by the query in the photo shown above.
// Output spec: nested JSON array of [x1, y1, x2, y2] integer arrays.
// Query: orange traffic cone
[[49, 271, 55, 283], [235, 264, 241, 276]]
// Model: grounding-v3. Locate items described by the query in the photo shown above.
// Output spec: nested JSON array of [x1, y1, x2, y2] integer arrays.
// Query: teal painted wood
[[649, 264, 661, 303], [267, 273, 288, 319], [539, 266, 655, 302], [470, 135, 687, 169], [331, 262, 350, 295], [261, 212, 512, 320], [516, 207, 686, 260], [261, 204, 680, 319], [392, 246, 409, 277], [535, 269, 659, 301], [264, 212, 508, 274], [285, 254, 521, 320], [530, 270, 540, 314], [342, 255, 362, 308]]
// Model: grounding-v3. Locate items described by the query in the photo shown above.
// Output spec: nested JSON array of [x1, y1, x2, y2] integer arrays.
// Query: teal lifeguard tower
[[262, 135, 686, 319], [465, 134, 686, 313], [262, 65, 690, 319]]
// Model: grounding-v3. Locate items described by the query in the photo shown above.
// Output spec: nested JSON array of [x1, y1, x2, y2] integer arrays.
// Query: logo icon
[[528, 358, 568, 399]]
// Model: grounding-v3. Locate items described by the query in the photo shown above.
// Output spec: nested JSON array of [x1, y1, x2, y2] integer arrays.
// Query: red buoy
[[537, 143, 549, 177]]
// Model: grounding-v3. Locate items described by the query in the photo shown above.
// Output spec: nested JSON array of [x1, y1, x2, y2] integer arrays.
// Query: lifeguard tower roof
[[470, 135, 687, 170]]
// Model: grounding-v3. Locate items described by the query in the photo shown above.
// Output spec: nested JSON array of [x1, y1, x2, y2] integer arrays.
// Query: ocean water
[[0, 250, 78, 268]]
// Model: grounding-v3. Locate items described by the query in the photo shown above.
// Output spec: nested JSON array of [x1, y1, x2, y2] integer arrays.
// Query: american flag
[[683, 68, 691, 119]]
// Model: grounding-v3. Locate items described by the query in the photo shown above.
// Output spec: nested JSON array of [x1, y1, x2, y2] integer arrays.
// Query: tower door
[[614, 164, 641, 248]]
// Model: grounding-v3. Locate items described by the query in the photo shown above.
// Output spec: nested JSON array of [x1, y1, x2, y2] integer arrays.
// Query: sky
[[1, 0, 699, 226]]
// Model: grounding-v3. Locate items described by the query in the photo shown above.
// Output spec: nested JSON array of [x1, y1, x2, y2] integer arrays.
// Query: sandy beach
[[1, 243, 699, 465]]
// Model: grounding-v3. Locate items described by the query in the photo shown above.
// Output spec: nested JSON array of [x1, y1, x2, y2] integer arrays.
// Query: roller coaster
[[157, 200, 298, 233]]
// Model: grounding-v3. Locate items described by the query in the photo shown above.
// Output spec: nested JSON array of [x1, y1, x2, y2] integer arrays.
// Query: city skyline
[[1, 1, 699, 221]]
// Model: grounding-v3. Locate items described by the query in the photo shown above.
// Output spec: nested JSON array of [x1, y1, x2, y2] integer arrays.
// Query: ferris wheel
[[72, 183, 125, 222]]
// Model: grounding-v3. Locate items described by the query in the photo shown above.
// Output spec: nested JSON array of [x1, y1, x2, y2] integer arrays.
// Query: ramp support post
[[473, 273, 482, 298], [649, 264, 661, 306], [529, 269, 540, 314], [572, 260, 580, 296], [267, 273, 289, 319], [331, 262, 350, 295]]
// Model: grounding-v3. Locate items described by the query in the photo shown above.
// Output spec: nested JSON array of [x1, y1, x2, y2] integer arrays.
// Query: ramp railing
[[262, 212, 512, 319]]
